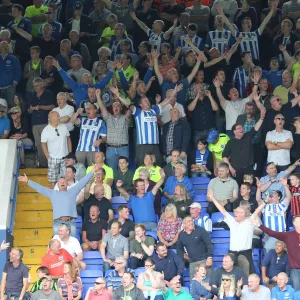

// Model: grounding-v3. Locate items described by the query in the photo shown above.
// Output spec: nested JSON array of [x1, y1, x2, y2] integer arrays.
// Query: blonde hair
[[219, 274, 236, 299], [165, 203, 178, 219]]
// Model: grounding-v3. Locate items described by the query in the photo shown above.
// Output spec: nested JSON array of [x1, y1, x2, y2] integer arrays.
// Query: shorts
[[48, 157, 64, 182]]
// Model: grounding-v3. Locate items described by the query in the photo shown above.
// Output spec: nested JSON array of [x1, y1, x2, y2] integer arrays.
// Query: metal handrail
[[8, 145, 22, 233]]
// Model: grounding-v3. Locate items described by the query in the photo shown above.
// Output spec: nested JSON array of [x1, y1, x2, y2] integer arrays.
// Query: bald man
[[41, 111, 72, 186], [241, 274, 271, 300], [271, 272, 295, 300]]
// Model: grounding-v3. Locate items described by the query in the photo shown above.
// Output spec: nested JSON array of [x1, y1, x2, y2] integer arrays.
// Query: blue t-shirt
[[161, 78, 189, 106], [271, 285, 295, 300], [128, 191, 156, 223], [263, 70, 283, 90], [0, 117, 10, 136]]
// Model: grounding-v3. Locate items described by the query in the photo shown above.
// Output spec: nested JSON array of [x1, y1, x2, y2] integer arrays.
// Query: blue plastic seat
[[76, 216, 82, 224], [213, 244, 229, 256], [80, 270, 103, 282], [83, 251, 102, 259], [191, 177, 210, 185], [24, 145, 34, 150], [82, 284, 94, 298], [112, 196, 128, 209], [134, 267, 145, 278], [211, 230, 230, 243], [85, 264, 103, 270], [194, 194, 207, 202], [84, 258, 103, 265], [146, 231, 158, 240]]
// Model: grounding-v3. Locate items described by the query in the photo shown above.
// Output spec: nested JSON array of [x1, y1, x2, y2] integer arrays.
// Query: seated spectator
[[129, 224, 155, 269], [190, 139, 213, 178], [92, 47, 113, 77], [41, 239, 73, 279], [211, 253, 248, 289], [177, 216, 213, 279], [100, 220, 129, 274], [0, 105, 10, 139], [30, 266, 58, 294], [157, 204, 182, 248], [190, 264, 212, 300], [84, 277, 111, 300], [262, 240, 289, 289], [82, 205, 107, 252], [271, 272, 295, 300], [116, 171, 165, 231], [59, 153, 86, 181], [58, 262, 83, 300], [152, 243, 185, 282], [56, 39, 80, 72], [86, 152, 114, 186], [163, 164, 195, 205], [83, 184, 114, 223], [207, 163, 238, 215], [189, 202, 212, 233], [115, 40, 138, 67], [112, 272, 144, 300], [67, 54, 91, 84], [167, 184, 192, 219], [241, 274, 271, 299], [107, 257, 134, 293], [163, 149, 185, 179], [136, 258, 164, 300], [107, 205, 135, 239], [31, 276, 61, 300], [133, 153, 162, 183], [13, 94, 26, 115], [53, 223, 86, 270], [114, 157, 134, 194], [87, 168, 112, 200], [8, 106, 33, 168], [233, 182, 258, 214]]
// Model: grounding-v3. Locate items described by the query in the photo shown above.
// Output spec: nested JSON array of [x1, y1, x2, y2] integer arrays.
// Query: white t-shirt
[[241, 286, 271, 300], [71, 19, 80, 32], [52, 235, 82, 257], [222, 97, 251, 130], [52, 104, 75, 132], [160, 102, 186, 124], [225, 213, 254, 251], [41, 123, 70, 159], [266, 129, 293, 166]]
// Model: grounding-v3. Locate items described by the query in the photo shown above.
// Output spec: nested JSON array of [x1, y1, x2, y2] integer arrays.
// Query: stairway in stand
[[15, 168, 52, 284]]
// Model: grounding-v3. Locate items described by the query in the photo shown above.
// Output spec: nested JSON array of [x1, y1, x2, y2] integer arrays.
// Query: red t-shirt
[[41, 249, 73, 277]]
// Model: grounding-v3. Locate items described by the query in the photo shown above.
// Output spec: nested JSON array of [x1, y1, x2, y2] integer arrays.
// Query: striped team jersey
[[205, 29, 232, 55], [263, 203, 288, 232], [147, 29, 165, 50], [179, 34, 204, 53], [237, 29, 261, 60], [132, 105, 161, 145], [233, 66, 250, 98], [290, 186, 300, 216], [77, 117, 107, 152]]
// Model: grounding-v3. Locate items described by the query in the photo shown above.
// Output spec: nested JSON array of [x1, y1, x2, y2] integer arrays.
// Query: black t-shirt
[[40, 68, 63, 97], [222, 128, 256, 169], [233, 195, 258, 214], [31, 38, 60, 59], [82, 219, 107, 241], [107, 218, 135, 238], [9, 118, 30, 137], [291, 132, 300, 162], [83, 196, 113, 222]]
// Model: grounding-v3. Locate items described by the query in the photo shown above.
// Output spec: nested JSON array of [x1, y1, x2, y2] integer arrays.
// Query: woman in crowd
[[58, 262, 83, 300], [136, 258, 164, 300], [92, 47, 113, 77], [157, 204, 182, 248]]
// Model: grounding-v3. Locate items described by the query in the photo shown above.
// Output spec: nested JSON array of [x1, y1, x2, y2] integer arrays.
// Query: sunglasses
[[275, 117, 285, 120], [94, 282, 105, 285], [145, 265, 153, 267], [10, 112, 18, 115], [55, 128, 60, 136], [222, 278, 231, 281]]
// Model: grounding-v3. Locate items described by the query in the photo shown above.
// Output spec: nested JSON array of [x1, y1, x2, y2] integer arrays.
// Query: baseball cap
[[207, 129, 219, 143], [9, 106, 21, 114], [73, 1, 83, 10], [41, 276, 53, 281], [63, 152, 77, 160], [189, 202, 201, 209]]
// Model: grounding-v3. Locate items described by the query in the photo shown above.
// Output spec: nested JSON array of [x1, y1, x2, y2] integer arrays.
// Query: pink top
[[88, 289, 111, 300], [157, 217, 182, 242]]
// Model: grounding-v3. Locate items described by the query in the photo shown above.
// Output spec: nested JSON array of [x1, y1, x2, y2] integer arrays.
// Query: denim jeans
[[290, 268, 300, 291], [106, 145, 129, 172], [53, 219, 76, 237]]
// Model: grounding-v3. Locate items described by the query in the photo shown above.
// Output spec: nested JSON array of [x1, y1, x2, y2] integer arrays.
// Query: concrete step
[[22, 168, 48, 175], [15, 211, 53, 222], [14, 228, 53, 240], [16, 204, 52, 211], [22, 246, 47, 259], [14, 221, 53, 229], [14, 239, 50, 247], [17, 193, 51, 204]]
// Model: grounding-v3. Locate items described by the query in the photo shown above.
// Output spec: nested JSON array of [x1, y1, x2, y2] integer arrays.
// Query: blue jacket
[[0, 54, 22, 87], [58, 68, 114, 108], [190, 278, 212, 300]]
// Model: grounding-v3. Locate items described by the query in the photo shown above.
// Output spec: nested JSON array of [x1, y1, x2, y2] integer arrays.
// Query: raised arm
[[95, 89, 108, 118], [152, 169, 166, 195], [159, 84, 183, 108], [213, 78, 227, 109], [152, 49, 163, 85], [101, 0, 112, 10], [207, 190, 228, 217], [187, 53, 203, 83], [279, 177, 292, 207], [19, 174, 53, 198], [70, 108, 82, 125], [254, 107, 266, 131], [259, 2, 277, 34], [215, 4, 237, 36], [225, 36, 242, 64], [163, 18, 178, 40], [116, 180, 130, 201], [187, 92, 200, 112], [130, 12, 150, 34], [205, 90, 219, 111]]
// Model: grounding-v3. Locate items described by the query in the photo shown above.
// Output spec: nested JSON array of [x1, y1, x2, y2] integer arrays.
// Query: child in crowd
[[30, 266, 58, 294]]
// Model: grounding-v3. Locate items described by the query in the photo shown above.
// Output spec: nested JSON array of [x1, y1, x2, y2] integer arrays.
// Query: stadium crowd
[[0, 0, 300, 298]]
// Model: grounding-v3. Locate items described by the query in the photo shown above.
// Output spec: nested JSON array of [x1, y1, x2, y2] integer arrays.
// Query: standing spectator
[[87, 168, 112, 200], [290, 173, 300, 217], [0, 247, 29, 300], [206, 162, 238, 215], [129, 224, 155, 269], [241, 274, 271, 299], [84, 277, 111, 300], [96, 88, 130, 172], [31, 276, 61, 300], [27, 77, 56, 168], [282, 0, 300, 18], [222, 111, 265, 184], [67, 54, 91, 83], [100, 220, 129, 274], [116, 171, 165, 231], [271, 272, 295, 300], [291, 117, 300, 164], [163, 149, 184, 179], [0, 41, 22, 108], [41, 111, 71, 187], [25, 0, 48, 37], [0, 104, 10, 139], [189, 202, 212, 233], [152, 243, 185, 281], [70, 105, 107, 167], [57, 262, 83, 300], [266, 113, 293, 171], [234, 0, 258, 31], [114, 157, 134, 194], [56, 39, 79, 72], [177, 216, 213, 279], [157, 204, 182, 248], [171, 13, 190, 51], [59, 153, 86, 181], [233, 182, 258, 214], [211, 0, 238, 23], [82, 205, 107, 252]]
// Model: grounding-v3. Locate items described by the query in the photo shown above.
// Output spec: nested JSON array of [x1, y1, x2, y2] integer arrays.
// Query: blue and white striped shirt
[[205, 29, 232, 55], [132, 105, 161, 145], [233, 66, 250, 98], [179, 34, 204, 53], [77, 117, 107, 152], [147, 29, 165, 51], [237, 29, 261, 60], [263, 203, 288, 232]]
